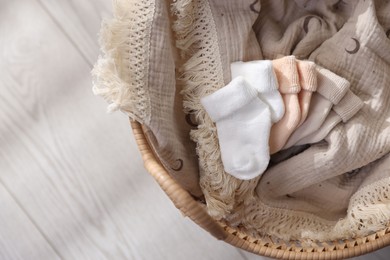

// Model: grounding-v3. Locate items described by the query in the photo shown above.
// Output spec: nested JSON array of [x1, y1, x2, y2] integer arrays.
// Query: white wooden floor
[[0, 1, 389, 259]]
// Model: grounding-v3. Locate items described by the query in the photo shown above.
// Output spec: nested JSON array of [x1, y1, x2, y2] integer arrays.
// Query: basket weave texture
[[131, 120, 390, 259]]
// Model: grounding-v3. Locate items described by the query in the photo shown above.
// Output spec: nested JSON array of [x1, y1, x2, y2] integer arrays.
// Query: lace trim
[[225, 177, 390, 242], [92, 0, 154, 124], [309, 176, 390, 241]]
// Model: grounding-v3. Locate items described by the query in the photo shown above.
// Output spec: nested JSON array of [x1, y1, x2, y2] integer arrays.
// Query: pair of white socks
[[201, 60, 284, 180]]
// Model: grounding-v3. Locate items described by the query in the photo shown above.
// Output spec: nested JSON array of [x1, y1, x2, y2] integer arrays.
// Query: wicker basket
[[131, 120, 390, 259]]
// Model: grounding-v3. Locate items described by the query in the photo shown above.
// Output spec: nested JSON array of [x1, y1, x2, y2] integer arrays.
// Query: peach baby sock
[[283, 66, 350, 149], [296, 60, 317, 126], [269, 56, 301, 154]]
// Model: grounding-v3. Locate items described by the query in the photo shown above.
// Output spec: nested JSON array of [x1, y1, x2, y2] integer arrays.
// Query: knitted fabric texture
[[284, 66, 350, 149], [269, 94, 302, 154], [92, 0, 153, 121], [269, 56, 301, 154], [272, 56, 301, 94], [296, 60, 317, 126], [296, 90, 364, 146]]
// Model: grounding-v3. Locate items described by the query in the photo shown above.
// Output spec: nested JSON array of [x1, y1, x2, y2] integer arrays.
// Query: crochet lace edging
[[311, 176, 390, 241], [91, 0, 154, 124], [226, 177, 390, 242], [172, 0, 260, 219]]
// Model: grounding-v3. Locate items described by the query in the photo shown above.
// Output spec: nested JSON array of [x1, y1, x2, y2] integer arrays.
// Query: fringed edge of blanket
[[91, 0, 154, 124], [172, 0, 260, 219], [227, 176, 390, 243], [305, 176, 390, 241]]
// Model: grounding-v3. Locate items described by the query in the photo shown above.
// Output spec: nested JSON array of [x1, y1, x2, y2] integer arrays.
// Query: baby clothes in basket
[[173, 0, 390, 242], [94, 0, 390, 243], [201, 56, 363, 180]]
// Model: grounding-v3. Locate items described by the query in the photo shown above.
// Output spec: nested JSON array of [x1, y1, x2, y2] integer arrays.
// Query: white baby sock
[[200, 76, 272, 180], [231, 60, 284, 123]]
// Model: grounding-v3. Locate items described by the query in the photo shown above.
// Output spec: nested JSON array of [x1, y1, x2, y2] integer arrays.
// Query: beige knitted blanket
[[93, 0, 390, 242]]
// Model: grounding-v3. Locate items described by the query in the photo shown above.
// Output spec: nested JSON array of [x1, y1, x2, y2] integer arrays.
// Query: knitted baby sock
[[296, 60, 317, 126], [269, 56, 301, 154], [231, 60, 284, 123], [284, 93, 332, 149], [296, 90, 364, 145], [283, 66, 350, 149], [200, 76, 272, 180]]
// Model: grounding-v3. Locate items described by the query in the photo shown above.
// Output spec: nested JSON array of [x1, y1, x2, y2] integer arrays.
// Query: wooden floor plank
[[0, 1, 142, 259], [0, 0, 245, 259], [0, 185, 61, 260], [37, 0, 112, 66]]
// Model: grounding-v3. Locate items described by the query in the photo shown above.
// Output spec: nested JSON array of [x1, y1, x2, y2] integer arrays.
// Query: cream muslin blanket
[[93, 0, 390, 242], [92, 0, 202, 197]]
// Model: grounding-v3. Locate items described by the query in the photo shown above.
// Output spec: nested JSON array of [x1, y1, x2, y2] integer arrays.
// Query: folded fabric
[[253, 0, 354, 59], [271, 89, 363, 165], [269, 56, 301, 154], [96, 0, 390, 244], [299, 152, 390, 241], [92, 0, 202, 196], [269, 144, 309, 166], [257, 0, 390, 202], [201, 76, 272, 180], [283, 66, 350, 149], [296, 60, 317, 126], [231, 60, 284, 123], [228, 0, 390, 242], [296, 90, 364, 146]]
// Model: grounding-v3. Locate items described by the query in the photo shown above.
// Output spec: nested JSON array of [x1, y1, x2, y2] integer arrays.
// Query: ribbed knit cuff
[[332, 90, 364, 122], [273, 56, 301, 94], [297, 60, 317, 92], [316, 66, 350, 104], [200, 76, 258, 122]]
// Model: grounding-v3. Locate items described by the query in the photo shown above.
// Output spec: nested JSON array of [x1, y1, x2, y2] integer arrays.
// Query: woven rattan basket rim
[[130, 119, 390, 259]]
